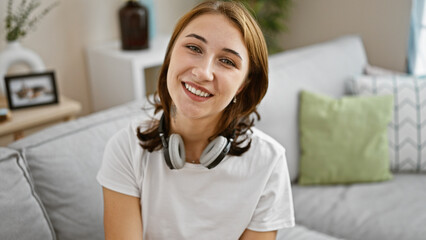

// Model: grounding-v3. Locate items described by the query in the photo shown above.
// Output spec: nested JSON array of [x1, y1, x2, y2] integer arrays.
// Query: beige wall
[[279, 0, 412, 72], [0, 0, 412, 116], [0, 0, 199, 116]]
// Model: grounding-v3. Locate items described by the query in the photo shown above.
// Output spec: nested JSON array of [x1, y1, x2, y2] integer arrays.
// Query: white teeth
[[184, 83, 210, 97]]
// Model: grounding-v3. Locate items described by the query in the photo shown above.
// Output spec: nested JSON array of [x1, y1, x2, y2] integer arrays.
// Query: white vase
[[0, 41, 46, 97]]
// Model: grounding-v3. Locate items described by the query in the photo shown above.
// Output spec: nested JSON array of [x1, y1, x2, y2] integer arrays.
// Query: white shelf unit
[[87, 35, 170, 111]]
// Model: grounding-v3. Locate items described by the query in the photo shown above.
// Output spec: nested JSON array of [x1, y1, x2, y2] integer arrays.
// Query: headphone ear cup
[[168, 134, 186, 169], [200, 136, 228, 168]]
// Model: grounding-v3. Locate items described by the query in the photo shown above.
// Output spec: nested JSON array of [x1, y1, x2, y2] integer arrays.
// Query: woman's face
[[167, 13, 249, 123]]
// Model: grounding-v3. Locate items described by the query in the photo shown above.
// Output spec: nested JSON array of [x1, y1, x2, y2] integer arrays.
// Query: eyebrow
[[223, 48, 242, 60], [185, 33, 243, 60], [186, 33, 207, 43]]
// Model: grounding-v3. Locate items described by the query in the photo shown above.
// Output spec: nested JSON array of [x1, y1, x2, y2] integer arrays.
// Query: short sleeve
[[96, 124, 142, 198], [247, 149, 295, 231]]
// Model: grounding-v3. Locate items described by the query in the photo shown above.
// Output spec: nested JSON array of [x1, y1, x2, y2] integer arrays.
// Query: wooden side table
[[0, 95, 82, 143]]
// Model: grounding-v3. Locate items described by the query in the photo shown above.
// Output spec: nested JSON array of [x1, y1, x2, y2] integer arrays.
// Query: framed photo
[[4, 71, 59, 110]]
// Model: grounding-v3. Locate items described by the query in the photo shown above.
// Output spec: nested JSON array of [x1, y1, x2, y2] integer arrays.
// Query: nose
[[192, 57, 214, 81]]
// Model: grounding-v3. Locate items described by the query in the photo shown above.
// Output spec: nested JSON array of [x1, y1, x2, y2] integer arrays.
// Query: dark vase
[[119, 0, 149, 50]]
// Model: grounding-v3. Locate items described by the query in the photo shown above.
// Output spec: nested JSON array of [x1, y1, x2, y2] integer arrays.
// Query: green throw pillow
[[298, 91, 394, 185]]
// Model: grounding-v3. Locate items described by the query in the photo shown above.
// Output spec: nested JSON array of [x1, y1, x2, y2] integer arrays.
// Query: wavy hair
[[137, 0, 268, 155]]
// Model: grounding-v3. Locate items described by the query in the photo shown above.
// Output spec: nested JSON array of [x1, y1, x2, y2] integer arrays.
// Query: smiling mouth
[[183, 82, 212, 98]]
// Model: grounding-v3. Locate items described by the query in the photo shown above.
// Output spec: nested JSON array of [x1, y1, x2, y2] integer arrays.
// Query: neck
[[170, 113, 221, 163]]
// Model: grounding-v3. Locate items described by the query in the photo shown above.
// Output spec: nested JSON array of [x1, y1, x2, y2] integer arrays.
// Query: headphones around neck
[[158, 113, 234, 170]]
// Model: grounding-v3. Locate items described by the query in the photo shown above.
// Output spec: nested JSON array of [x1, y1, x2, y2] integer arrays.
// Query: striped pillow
[[348, 75, 426, 172]]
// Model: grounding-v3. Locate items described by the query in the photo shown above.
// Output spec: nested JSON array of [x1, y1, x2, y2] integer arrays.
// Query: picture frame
[[4, 71, 59, 110]]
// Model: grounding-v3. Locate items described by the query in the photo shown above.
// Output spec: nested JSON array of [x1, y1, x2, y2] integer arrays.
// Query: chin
[[177, 105, 218, 121], [179, 108, 207, 120]]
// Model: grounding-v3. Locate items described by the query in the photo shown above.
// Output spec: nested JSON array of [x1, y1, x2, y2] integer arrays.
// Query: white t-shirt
[[97, 120, 295, 240]]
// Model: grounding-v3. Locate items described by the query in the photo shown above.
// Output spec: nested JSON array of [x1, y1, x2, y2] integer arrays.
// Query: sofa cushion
[[9, 100, 153, 240], [292, 173, 426, 240], [298, 91, 393, 185], [0, 147, 55, 240], [256, 35, 367, 181], [348, 75, 426, 172]]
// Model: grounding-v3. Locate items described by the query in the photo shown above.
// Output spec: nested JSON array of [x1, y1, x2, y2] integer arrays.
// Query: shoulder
[[249, 127, 286, 158], [234, 127, 287, 171], [98, 119, 149, 197], [101, 118, 155, 174], [109, 120, 139, 143], [106, 119, 148, 154]]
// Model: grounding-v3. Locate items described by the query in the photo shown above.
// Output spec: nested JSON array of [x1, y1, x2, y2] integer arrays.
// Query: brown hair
[[137, 0, 268, 155]]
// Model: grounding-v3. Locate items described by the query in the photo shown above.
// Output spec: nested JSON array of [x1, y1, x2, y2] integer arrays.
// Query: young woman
[[97, 1, 294, 239]]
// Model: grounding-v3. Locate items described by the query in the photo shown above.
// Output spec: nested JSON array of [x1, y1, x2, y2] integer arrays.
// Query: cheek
[[218, 74, 245, 98], [167, 55, 181, 85], [166, 67, 174, 93], [232, 72, 247, 90], [166, 64, 178, 98], [168, 52, 190, 80]]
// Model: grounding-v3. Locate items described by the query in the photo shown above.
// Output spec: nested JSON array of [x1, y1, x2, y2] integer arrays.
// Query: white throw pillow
[[364, 64, 405, 76], [348, 75, 426, 172]]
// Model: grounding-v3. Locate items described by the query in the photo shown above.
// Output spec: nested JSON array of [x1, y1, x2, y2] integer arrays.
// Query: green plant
[[224, 0, 293, 54], [5, 0, 59, 42]]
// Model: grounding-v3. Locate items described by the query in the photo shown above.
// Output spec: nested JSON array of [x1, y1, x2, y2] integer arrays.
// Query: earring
[[233, 96, 237, 103]]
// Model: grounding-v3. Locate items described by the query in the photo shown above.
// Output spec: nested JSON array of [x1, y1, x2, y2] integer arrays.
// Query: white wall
[[0, 0, 412, 116]]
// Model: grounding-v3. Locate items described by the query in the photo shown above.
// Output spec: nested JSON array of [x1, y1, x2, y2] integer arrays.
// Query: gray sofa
[[1, 35, 425, 240]]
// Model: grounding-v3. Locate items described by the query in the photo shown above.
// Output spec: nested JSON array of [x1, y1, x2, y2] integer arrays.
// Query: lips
[[182, 81, 213, 97], [185, 83, 211, 97], [180, 82, 213, 102]]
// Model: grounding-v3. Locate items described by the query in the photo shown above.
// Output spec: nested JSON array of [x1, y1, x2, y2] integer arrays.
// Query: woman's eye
[[186, 45, 202, 54], [220, 58, 236, 67]]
